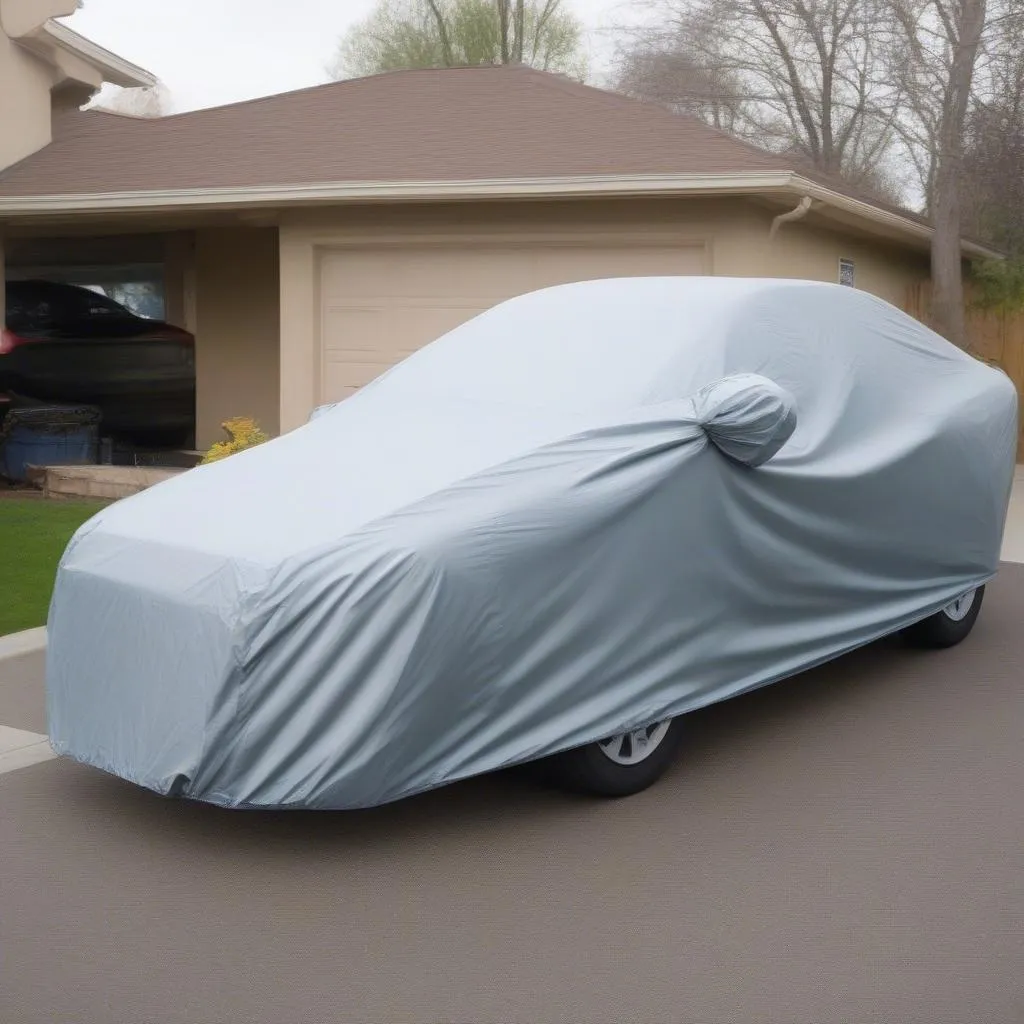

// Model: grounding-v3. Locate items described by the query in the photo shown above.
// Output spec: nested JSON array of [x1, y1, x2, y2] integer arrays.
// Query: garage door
[[319, 241, 707, 403]]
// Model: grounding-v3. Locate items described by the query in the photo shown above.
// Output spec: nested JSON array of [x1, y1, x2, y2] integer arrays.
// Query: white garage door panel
[[322, 303, 484, 397], [330, 248, 525, 301], [528, 246, 703, 284], [320, 242, 706, 403]]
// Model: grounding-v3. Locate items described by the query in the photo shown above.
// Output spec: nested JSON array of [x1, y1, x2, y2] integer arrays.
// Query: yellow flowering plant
[[201, 416, 270, 464]]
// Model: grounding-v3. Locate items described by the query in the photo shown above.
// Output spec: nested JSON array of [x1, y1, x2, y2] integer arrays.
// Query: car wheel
[[545, 718, 683, 797], [901, 585, 985, 649]]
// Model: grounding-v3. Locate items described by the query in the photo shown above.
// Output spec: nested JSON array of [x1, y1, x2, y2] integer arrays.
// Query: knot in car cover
[[692, 373, 797, 467]]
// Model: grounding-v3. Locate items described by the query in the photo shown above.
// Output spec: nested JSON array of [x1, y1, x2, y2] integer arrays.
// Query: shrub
[[969, 258, 1024, 313], [201, 417, 270, 464]]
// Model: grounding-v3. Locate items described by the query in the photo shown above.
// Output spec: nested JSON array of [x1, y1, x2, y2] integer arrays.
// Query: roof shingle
[[0, 64, 795, 197]]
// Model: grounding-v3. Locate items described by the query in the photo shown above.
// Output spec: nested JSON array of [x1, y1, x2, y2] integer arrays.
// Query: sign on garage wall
[[839, 258, 856, 287]]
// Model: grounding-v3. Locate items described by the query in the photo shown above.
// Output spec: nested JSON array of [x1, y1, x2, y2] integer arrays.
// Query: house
[[0, 1, 999, 449]]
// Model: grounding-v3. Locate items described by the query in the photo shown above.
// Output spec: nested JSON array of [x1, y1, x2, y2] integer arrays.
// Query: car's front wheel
[[545, 718, 683, 797], [902, 585, 985, 649]]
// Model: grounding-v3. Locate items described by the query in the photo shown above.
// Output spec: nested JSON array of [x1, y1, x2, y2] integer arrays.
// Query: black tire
[[545, 718, 683, 798], [901, 584, 985, 649]]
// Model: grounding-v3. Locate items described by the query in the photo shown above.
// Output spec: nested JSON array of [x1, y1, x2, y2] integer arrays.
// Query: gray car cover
[[45, 278, 1019, 809]]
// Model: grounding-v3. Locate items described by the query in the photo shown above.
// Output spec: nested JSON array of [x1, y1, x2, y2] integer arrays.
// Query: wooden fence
[[906, 282, 1024, 462]]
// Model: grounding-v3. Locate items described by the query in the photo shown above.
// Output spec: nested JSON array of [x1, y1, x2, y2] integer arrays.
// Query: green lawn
[[0, 499, 108, 635]]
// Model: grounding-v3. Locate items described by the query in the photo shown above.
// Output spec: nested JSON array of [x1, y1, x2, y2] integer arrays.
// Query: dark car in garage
[[1, 279, 195, 448]]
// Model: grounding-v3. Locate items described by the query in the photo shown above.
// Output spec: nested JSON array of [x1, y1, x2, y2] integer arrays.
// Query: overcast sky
[[64, 0, 646, 113]]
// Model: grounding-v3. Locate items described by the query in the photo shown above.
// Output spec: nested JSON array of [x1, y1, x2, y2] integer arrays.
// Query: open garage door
[[318, 241, 708, 404], [3, 233, 195, 456]]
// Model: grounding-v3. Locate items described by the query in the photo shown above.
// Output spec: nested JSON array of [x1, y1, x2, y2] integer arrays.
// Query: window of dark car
[[5, 281, 138, 333]]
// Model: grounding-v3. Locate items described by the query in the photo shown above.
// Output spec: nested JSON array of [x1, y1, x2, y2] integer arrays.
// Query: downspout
[[769, 196, 814, 240]]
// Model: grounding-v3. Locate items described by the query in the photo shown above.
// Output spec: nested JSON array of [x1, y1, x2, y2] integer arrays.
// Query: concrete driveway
[[1, 470, 1023, 1024]]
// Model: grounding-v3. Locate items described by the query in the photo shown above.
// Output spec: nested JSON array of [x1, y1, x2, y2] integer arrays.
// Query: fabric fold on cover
[[694, 373, 798, 467]]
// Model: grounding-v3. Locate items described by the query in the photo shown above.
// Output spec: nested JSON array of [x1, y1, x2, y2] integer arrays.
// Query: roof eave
[[0, 171, 796, 213], [790, 175, 1002, 261], [0, 171, 998, 259], [42, 20, 156, 89]]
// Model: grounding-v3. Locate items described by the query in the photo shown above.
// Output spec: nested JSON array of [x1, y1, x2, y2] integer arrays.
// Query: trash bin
[[0, 404, 102, 482]]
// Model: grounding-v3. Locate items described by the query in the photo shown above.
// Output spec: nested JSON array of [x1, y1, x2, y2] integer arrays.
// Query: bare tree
[[962, 99, 1024, 255], [618, 0, 1022, 341], [496, 0, 529, 62], [615, 0, 903, 192], [616, 13, 748, 132], [960, 4, 1024, 252], [883, 0, 991, 344], [928, 0, 986, 346], [331, 0, 586, 80]]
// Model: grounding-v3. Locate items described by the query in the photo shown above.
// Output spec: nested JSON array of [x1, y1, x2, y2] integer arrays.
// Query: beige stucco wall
[[0, 0, 116, 174], [718, 211, 930, 307], [194, 227, 280, 448], [1, 0, 79, 39], [277, 198, 930, 433], [0, 28, 55, 170]]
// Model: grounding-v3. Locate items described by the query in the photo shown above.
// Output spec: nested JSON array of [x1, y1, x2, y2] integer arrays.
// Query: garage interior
[[1, 222, 281, 462], [2, 229, 196, 464]]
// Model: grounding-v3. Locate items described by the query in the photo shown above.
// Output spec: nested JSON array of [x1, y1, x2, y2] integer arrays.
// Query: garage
[[318, 239, 709, 404], [3, 52, 1004, 446]]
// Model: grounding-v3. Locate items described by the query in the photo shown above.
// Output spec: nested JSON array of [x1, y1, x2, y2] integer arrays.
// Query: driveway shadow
[[36, 628, 929, 854]]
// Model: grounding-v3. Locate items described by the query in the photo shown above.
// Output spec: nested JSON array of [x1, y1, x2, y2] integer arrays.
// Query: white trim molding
[[791, 177, 998, 259], [0, 170, 1001, 260], [0, 172, 796, 212], [43, 19, 156, 88]]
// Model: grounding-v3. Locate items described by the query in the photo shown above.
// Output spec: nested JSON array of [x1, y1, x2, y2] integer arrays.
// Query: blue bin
[[0, 405, 101, 482]]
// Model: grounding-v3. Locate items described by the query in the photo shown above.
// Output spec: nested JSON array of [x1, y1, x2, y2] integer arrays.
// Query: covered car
[[45, 277, 1018, 809]]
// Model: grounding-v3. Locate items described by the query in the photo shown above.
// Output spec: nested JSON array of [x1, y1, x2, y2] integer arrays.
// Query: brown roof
[[0, 64, 799, 197]]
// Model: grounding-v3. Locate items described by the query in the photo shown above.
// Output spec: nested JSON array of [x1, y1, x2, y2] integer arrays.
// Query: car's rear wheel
[[901, 585, 985, 649], [545, 717, 683, 797]]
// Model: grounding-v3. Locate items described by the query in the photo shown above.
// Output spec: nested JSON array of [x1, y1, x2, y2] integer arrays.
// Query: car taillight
[[0, 328, 17, 355]]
